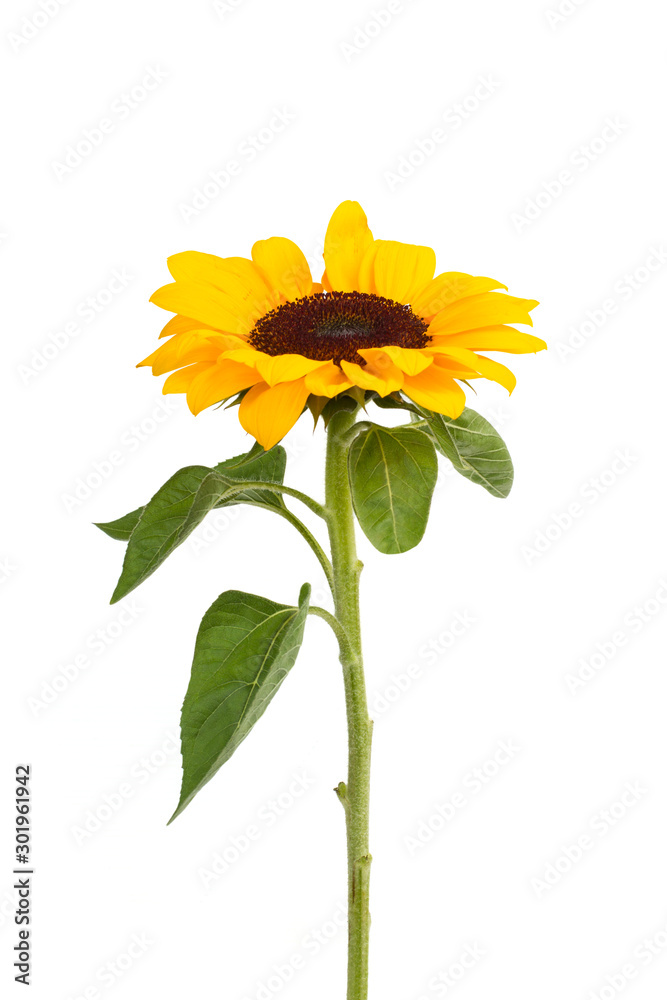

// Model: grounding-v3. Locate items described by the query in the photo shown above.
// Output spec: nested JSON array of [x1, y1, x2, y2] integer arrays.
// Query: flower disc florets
[[249, 290, 431, 366]]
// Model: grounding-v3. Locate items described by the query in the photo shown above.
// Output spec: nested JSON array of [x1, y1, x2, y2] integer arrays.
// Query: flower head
[[140, 202, 545, 449]]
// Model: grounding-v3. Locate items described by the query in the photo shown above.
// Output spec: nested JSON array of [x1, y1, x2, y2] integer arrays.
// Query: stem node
[[335, 782, 349, 811]]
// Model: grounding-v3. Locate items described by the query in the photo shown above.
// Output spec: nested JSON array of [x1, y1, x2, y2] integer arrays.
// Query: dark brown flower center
[[248, 290, 430, 365]]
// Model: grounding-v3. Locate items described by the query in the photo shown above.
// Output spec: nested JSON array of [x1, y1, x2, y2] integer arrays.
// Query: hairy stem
[[213, 479, 327, 518], [324, 408, 373, 1000], [268, 506, 334, 591]]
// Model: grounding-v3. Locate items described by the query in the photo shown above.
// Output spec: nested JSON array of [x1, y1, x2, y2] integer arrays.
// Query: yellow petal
[[323, 201, 374, 291], [428, 292, 539, 336], [251, 237, 313, 302], [186, 360, 263, 415], [168, 252, 274, 307], [239, 379, 310, 450], [469, 353, 516, 393], [376, 345, 433, 376], [222, 349, 329, 387], [254, 354, 329, 387], [340, 353, 404, 396], [139, 331, 245, 376], [429, 324, 547, 354], [159, 314, 215, 339], [218, 347, 263, 367], [216, 256, 281, 319], [168, 250, 232, 284], [413, 273, 507, 319], [431, 347, 516, 393], [140, 341, 217, 376], [151, 281, 254, 336], [370, 240, 436, 304], [357, 241, 381, 295], [421, 353, 479, 378], [163, 362, 211, 394], [305, 361, 353, 397], [161, 254, 278, 332], [402, 366, 466, 417]]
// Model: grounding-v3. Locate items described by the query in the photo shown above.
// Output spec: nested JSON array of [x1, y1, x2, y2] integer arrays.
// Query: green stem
[[308, 606, 353, 658], [213, 480, 333, 588], [268, 506, 334, 592], [215, 480, 327, 518], [324, 408, 373, 1000]]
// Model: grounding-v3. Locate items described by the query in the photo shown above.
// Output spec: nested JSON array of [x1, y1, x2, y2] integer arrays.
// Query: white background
[[2, 1, 666, 998]]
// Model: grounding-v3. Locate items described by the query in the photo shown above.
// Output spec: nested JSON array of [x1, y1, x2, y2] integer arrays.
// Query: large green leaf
[[95, 507, 143, 541], [177, 468, 280, 543], [170, 584, 311, 822], [348, 424, 438, 554], [96, 445, 286, 544], [110, 465, 213, 603], [422, 407, 514, 498], [103, 447, 287, 602]]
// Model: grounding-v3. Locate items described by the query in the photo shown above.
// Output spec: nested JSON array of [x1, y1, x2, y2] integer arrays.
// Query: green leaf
[[170, 583, 311, 822], [95, 507, 143, 541], [109, 472, 286, 605], [213, 443, 286, 509], [103, 446, 288, 601], [348, 424, 438, 554], [177, 468, 279, 544], [110, 465, 214, 603], [97, 445, 287, 547], [421, 407, 514, 498]]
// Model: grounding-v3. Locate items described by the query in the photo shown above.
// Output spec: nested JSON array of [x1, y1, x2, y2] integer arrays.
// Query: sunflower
[[139, 201, 545, 450]]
